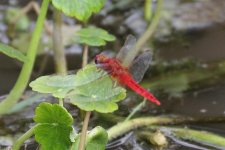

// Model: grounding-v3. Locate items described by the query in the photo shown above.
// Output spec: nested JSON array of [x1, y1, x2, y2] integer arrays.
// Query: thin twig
[[78, 111, 91, 150], [52, 8, 68, 75], [52, 8, 67, 106], [12, 125, 36, 150], [125, 99, 146, 121], [82, 45, 89, 67], [78, 42, 90, 150], [136, 0, 163, 51]]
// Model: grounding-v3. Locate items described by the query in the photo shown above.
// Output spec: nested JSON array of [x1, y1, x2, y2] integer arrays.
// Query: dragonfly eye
[[94, 57, 99, 64]]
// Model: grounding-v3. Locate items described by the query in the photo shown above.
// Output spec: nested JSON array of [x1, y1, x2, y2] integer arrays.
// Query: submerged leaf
[[0, 43, 27, 62], [52, 0, 106, 22], [161, 127, 225, 149], [34, 102, 73, 150], [74, 27, 115, 46]]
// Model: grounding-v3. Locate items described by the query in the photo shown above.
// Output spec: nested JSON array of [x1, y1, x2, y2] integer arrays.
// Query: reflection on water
[[168, 82, 225, 117]]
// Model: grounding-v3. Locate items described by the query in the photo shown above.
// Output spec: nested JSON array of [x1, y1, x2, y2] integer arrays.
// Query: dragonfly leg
[[99, 70, 106, 76], [96, 63, 110, 69], [113, 80, 118, 88], [98, 69, 113, 77], [96, 67, 102, 72], [96, 63, 113, 75]]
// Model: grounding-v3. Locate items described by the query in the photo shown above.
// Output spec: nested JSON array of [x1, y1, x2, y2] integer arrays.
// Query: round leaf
[[30, 64, 126, 113], [74, 27, 116, 46], [29, 65, 108, 98], [52, 0, 106, 22], [34, 102, 73, 150], [67, 65, 126, 113], [69, 74, 126, 113]]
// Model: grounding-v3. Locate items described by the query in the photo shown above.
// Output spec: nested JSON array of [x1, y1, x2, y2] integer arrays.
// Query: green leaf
[[89, 0, 105, 13], [5, 8, 30, 31], [74, 64, 108, 86], [34, 102, 73, 150], [69, 75, 126, 113], [162, 127, 225, 148], [30, 75, 77, 98], [52, 0, 106, 22], [74, 26, 116, 46], [29, 65, 108, 98], [0, 43, 27, 62], [69, 65, 126, 113], [71, 126, 108, 150], [30, 64, 126, 113]]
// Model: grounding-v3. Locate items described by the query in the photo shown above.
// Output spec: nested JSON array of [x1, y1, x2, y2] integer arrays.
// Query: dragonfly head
[[95, 54, 108, 64]]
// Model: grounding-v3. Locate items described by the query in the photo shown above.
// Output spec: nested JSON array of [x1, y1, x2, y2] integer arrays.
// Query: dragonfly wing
[[129, 50, 152, 83], [116, 35, 137, 67]]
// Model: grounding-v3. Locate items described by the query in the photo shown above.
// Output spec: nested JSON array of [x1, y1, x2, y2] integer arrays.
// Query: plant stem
[[0, 0, 50, 115], [107, 115, 225, 141], [78, 44, 90, 150], [122, 0, 162, 67], [78, 44, 89, 150], [108, 116, 172, 141], [53, 8, 68, 107], [12, 125, 36, 150], [144, 0, 152, 21], [125, 99, 146, 121], [82, 45, 88, 67], [136, 0, 163, 52], [78, 111, 91, 150], [52, 8, 67, 75]]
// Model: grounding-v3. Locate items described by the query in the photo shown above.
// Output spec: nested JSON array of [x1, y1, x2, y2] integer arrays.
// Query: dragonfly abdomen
[[121, 74, 161, 105]]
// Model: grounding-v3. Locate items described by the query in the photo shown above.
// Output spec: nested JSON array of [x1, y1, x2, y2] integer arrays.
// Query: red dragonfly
[[95, 35, 161, 105]]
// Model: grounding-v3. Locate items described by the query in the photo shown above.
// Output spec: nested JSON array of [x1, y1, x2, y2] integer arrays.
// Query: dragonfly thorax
[[95, 54, 127, 78]]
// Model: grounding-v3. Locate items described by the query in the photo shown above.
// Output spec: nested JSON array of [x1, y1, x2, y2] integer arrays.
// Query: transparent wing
[[116, 35, 138, 67], [129, 51, 152, 83]]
